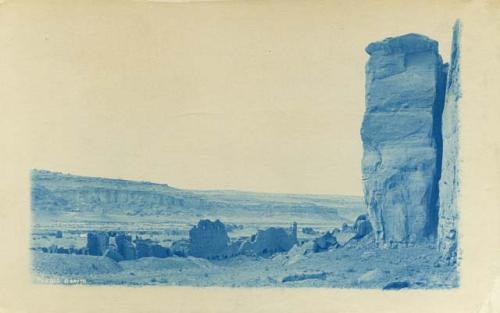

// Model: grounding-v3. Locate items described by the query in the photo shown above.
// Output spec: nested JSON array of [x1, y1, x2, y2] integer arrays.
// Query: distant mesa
[[31, 169, 356, 220]]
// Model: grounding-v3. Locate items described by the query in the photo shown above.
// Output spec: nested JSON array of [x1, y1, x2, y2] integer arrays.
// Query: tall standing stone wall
[[438, 21, 461, 265], [361, 34, 446, 246]]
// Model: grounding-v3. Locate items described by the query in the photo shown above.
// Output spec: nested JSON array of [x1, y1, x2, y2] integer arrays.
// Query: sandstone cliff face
[[361, 34, 446, 245], [438, 21, 461, 265]]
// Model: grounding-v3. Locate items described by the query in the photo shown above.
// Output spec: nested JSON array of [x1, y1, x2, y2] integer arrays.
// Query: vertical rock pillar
[[361, 34, 446, 246], [438, 21, 462, 264]]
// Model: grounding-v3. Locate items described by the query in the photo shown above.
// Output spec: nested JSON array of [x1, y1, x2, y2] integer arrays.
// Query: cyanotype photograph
[[1, 1, 500, 313], [30, 20, 462, 290]]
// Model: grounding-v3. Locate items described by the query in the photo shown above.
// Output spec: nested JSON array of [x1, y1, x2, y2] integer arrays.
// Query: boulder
[[354, 219, 373, 239], [189, 219, 230, 259], [313, 232, 338, 252], [87, 232, 110, 256], [361, 33, 446, 245], [239, 224, 298, 257]]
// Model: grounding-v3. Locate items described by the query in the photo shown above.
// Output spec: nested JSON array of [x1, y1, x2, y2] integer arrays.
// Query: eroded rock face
[[189, 219, 230, 259], [438, 21, 461, 265], [361, 33, 446, 245]]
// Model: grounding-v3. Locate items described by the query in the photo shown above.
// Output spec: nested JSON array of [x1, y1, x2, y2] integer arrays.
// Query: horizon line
[[31, 168, 364, 198]]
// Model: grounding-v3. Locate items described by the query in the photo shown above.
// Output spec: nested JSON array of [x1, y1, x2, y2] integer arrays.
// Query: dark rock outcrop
[[240, 223, 298, 257], [115, 234, 136, 260], [313, 232, 338, 252], [361, 33, 446, 245], [87, 232, 110, 256], [189, 219, 230, 259], [354, 215, 373, 239]]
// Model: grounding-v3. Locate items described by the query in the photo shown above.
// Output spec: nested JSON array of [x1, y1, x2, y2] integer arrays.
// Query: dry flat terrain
[[32, 243, 457, 288]]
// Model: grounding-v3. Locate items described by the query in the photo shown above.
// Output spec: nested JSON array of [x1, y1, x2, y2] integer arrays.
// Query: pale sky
[[0, 1, 458, 195]]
